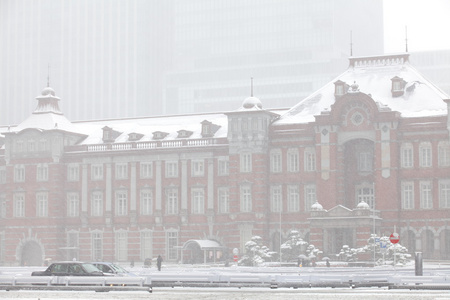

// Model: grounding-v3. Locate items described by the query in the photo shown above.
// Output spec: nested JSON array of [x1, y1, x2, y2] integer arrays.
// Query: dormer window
[[102, 126, 121, 143], [334, 80, 349, 98], [391, 76, 407, 97], [128, 132, 144, 141], [152, 131, 168, 140], [201, 120, 221, 137], [177, 130, 193, 138]]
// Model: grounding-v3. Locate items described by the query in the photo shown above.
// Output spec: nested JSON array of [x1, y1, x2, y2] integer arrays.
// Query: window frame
[[115, 191, 128, 216], [67, 192, 80, 217], [91, 191, 103, 217], [218, 187, 229, 214]]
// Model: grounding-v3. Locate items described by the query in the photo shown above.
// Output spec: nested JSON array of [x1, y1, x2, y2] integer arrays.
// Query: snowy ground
[[0, 262, 449, 299], [1, 288, 450, 300]]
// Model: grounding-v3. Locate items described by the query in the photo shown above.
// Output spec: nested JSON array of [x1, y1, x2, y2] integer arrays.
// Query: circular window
[[351, 112, 364, 126]]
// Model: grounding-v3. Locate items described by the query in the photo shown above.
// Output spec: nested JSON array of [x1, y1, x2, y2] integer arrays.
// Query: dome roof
[[311, 201, 324, 211], [356, 201, 370, 210], [41, 87, 56, 96], [242, 96, 262, 110]]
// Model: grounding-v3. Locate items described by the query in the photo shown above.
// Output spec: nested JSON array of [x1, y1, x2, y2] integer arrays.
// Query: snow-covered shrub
[[238, 236, 276, 266], [336, 245, 363, 262], [280, 230, 322, 262], [337, 234, 412, 265]]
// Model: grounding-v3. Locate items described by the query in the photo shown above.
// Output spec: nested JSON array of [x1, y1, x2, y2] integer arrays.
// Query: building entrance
[[20, 240, 43, 266], [326, 228, 354, 255]]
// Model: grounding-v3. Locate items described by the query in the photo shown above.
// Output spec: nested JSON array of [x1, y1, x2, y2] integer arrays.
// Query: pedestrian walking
[[157, 255, 163, 271]]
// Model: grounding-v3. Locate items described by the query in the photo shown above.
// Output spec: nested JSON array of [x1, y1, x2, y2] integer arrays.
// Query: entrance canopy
[[181, 240, 225, 264], [182, 239, 223, 251]]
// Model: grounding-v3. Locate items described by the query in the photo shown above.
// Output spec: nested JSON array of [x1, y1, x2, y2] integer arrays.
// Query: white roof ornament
[[241, 96, 263, 110], [348, 81, 359, 93], [238, 77, 263, 111], [356, 200, 370, 210], [311, 201, 324, 211]]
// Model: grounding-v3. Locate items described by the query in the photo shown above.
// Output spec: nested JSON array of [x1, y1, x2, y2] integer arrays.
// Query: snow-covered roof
[[74, 112, 229, 145], [275, 53, 449, 125], [11, 86, 79, 133]]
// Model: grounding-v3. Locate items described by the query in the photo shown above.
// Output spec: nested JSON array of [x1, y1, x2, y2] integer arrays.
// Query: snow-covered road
[[1, 287, 450, 300]]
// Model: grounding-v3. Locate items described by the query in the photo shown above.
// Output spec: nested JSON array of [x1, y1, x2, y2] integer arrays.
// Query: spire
[[350, 30, 353, 57], [47, 63, 50, 87], [405, 26, 408, 52], [250, 77, 254, 97]]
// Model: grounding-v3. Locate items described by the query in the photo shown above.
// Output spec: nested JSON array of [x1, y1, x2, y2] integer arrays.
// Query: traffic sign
[[390, 232, 400, 244]]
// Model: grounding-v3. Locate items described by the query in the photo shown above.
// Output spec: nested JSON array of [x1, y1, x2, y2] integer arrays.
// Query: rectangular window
[[191, 188, 205, 214], [0, 232, 4, 262], [402, 181, 414, 209], [67, 231, 79, 261], [67, 193, 79, 217], [240, 185, 252, 212], [218, 187, 229, 213], [115, 163, 128, 179], [420, 181, 433, 209], [356, 185, 374, 208], [271, 151, 282, 173], [140, 190, 153, 215], [271, 185, 282, 212], [115, 191, 128, 216], [91, 232, 103, 261], [438, 142, 450, 167], [191, 160, 205, 177], [240, 226, 253, 254], [304, 185, 317, 211], [36, 164, 48, 181], [165, 161, 179, 178], [358, 152, 373, 172], [36, 192, 48, 217], [240, 152, 252, 173], [287, 185, 300, 212], [287, 150, 299, 173], [67, 164, 79, 181], [91, 192, 103, 217], [140, 231, 152, 261], [115, 231, 128, 261], [91, 164, 103, 180], [0, 195, 6, 218], [0, 167, 6, 184], [16, 140, 24, 152], [218, 158, 229, 176], [39, 139, 48, 151], [401, 144, 413, 168], [439, 180, 450, 208], [28, 139, 36, 152], [14, 165, 25, 182], [140, 162, 153, 178], [166, 231, 178, 261], [304, 149, 316, 172], [14, 194, 25, 218], [419, 143, 432, 167], [166, 188, 178, 215]]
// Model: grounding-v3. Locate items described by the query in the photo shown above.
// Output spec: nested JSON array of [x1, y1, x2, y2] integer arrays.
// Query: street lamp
[[279, 198, 282, 265]]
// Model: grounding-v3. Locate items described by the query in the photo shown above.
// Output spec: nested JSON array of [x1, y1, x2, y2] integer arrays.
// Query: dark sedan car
[[31, 262, 105, 276]]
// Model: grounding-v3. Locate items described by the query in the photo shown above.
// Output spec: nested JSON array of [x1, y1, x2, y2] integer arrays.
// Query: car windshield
[[82, 263, 101, 273], [110, 264, 128, 273]]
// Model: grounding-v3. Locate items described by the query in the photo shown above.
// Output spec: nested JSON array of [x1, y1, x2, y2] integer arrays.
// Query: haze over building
[[0, 0, 385, 125]]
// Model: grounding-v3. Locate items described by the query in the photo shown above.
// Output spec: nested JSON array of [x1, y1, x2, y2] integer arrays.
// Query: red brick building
[[0, 53, 449, 266]]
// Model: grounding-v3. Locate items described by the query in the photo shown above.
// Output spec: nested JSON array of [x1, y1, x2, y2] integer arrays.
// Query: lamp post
[[279, 198, 282, 265], [372, 182, 376, 266]]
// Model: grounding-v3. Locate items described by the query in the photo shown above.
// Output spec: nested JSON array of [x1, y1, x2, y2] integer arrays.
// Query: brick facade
[[0, 53, 449, 266]]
